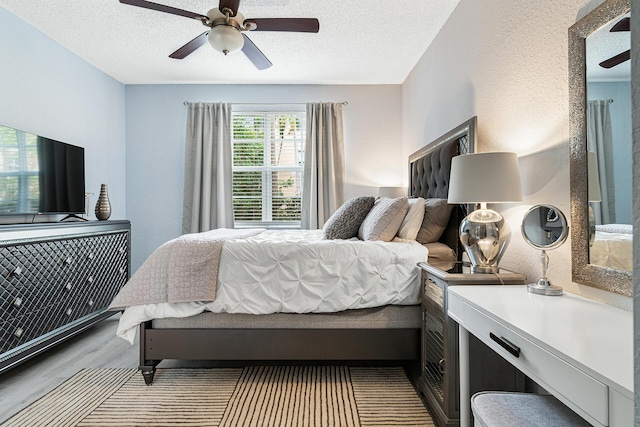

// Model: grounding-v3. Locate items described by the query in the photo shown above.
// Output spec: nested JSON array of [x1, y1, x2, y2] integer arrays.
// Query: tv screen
[[0, 124, 85, 216]]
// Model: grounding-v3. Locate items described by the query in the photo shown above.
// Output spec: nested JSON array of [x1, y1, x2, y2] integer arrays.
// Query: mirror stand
[[521, 205, 569, 297], [527, 250, 563, 296]]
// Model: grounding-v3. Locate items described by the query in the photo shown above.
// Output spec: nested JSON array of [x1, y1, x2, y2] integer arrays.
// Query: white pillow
[[358, 197, 409, 241], [396, 197, 425, 240]]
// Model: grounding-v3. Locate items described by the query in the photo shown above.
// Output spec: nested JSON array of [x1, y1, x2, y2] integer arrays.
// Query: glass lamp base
[[470, 265, 500, 274], [460, 208, 509, 275]]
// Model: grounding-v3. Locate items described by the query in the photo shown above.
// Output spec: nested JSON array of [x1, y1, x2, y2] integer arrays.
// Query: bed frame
[[138, 117, 476, 385]]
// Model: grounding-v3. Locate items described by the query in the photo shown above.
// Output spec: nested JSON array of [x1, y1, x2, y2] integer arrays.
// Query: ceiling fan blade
[[599, 49, 630, 69], [169, 32, 209, 59], [241, 34, 272, 70], [219, 0, 240, 16], [119, 0, 206, 20], [610, 17, 630, 32], [246, 18, 319, 33]]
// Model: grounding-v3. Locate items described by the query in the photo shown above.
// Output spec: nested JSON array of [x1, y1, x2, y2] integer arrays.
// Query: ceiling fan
[[119, 0, 320, 70], [599, 16, 630, 69]]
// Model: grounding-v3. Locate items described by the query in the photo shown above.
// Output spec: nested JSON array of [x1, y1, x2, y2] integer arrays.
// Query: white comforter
[[117, 230, 429, 343]]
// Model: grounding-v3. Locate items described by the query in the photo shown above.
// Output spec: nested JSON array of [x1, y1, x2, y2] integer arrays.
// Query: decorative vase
[[95, 184, 111, 220]]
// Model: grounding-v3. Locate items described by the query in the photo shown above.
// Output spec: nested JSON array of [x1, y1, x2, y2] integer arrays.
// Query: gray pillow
[[416, 198, 454, 244], [322, 196, 376, 239], [358, 197, 409, 241]]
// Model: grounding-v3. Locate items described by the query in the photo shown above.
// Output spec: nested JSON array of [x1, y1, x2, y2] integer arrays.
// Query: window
[[0, 127, 39, 213], [232, 109, 306, 228]]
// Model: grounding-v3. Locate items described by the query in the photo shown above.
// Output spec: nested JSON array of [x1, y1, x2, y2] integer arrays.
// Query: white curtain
[[182, 102, 234, 234], [587, 100, 615, 224], [301, 102, 346, 229]]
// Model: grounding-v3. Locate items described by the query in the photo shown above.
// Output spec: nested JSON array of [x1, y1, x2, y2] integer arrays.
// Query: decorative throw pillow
[[416, 198, 454, 244], [322, 196, 376, 239], [396, 197, 426, 240], [358, 197, 409, 242]]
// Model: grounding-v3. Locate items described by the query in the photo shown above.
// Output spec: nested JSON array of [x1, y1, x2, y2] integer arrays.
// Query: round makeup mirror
[[521, 205, 569, 296]]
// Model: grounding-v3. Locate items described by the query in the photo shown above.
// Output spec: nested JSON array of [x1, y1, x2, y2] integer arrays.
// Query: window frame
[[231, 105, 306, 229]]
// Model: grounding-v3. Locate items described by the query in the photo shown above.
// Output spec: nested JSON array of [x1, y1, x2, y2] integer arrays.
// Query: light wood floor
[[0, 313, 139, 423]]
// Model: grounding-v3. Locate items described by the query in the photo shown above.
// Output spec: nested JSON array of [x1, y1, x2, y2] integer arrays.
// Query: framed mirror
[[569, 0, 632, 296]]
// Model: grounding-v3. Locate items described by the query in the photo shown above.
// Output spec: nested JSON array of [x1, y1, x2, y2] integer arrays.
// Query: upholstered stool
[[471, 392, 591, 426]]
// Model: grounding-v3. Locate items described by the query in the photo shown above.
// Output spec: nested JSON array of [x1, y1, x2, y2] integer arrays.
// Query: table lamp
[[448, 152, 523, 273]]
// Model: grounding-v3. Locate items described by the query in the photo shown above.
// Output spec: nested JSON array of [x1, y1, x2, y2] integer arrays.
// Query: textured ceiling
[[0, 0, 461, 85]]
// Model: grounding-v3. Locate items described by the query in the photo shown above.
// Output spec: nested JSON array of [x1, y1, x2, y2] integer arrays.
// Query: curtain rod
[[183, 101, 348, 106]]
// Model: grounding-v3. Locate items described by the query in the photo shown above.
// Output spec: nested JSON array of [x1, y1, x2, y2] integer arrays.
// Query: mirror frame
[[569, 0, 631, 296]]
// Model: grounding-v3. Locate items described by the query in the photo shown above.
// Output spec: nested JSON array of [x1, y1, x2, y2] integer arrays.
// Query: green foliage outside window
[[232, 113, 304, 223]]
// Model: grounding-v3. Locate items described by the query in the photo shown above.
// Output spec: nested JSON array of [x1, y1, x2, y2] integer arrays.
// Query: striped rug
[[3, 366, 434, 427]]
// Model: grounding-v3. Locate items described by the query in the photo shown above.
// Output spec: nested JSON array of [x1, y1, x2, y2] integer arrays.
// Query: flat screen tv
[[0, 124, 85, 216]]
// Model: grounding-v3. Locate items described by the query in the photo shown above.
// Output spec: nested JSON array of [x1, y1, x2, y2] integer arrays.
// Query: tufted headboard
[[408, 117, 476, 259]]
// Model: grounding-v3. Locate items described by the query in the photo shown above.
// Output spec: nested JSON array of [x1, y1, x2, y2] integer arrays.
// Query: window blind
[[232, 110, 306, 227]]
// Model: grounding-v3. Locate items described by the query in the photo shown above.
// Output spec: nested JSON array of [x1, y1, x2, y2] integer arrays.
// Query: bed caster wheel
[[141, 369, 155, 386]]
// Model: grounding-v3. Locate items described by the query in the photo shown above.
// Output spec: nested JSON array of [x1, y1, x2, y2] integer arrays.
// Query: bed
[[111, 117, 476, 385], [590, 223, 632, 271]]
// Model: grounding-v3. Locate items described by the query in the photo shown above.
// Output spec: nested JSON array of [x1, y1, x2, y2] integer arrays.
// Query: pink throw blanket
[[109, 228, 264, 310]]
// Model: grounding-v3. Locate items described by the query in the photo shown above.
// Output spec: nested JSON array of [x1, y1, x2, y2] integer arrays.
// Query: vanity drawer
[[449, 294, 608, 426]]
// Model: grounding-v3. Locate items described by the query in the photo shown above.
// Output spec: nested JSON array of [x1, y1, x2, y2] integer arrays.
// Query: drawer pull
[[490, 332, 520, 358], [11, 267, 22, 276], [13, 297, 22, 308], [14, 328, 23, 338]]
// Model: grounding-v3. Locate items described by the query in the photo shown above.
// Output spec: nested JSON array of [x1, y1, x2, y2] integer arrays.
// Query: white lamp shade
[[379, 186, 406, 198], [208, 25, 244, 55], [587, 151, 602, 202], [448, 152, 523, 204]]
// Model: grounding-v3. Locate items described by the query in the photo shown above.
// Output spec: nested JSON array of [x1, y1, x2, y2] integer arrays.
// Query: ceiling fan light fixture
[[208, 25, 244, 55], [207, 9, 244, 55]]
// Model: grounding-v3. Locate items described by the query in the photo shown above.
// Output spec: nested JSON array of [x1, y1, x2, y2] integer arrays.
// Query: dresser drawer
[[449, 294, 608, 426]]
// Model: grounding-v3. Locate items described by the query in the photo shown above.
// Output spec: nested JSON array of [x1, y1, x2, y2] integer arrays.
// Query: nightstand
[[417, 261, 527, 427]]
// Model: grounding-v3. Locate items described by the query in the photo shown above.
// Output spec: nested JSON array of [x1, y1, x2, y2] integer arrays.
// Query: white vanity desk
[[448, 285, 633, 427]]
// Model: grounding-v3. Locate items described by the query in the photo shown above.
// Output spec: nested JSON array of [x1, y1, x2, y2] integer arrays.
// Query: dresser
[[418, 262, 527, 426], [0, 220, 130, 372], [448, 285, 633, 427]]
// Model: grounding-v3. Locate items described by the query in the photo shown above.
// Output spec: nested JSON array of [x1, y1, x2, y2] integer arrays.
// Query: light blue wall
[[587, 81, 633, 224], [125, 85, 402, 271], [0, 6, 126, 222]]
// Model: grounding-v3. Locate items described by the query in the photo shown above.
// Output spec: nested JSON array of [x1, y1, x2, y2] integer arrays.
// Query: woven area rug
[[4, 366, 434, 427]]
